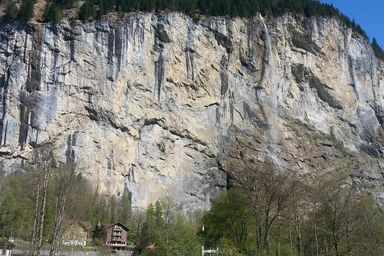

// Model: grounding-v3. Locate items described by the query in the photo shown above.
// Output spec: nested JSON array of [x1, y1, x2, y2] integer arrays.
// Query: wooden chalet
[[106, 223, 129, 252]]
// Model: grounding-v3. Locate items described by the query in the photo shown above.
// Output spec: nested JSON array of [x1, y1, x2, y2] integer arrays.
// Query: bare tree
[[30, 161, 52, 256], [236, 162, 300, 255], [49, 164, 80, 256], [311, 173, 356, 256], [286, 181, 310, 256]]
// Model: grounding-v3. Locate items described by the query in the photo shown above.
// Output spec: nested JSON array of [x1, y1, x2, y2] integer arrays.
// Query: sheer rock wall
[[0, 13, 383, 210]]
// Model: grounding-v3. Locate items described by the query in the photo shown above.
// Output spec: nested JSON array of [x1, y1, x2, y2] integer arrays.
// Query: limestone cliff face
[[0, 13, 383, 210]]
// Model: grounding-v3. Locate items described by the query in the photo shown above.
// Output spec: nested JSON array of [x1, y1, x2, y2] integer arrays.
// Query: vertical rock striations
[[0, 13, 383, 210]]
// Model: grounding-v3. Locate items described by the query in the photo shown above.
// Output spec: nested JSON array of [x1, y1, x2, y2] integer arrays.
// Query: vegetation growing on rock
[[372, 38, 384, 60], [5, 0, 383, 59]]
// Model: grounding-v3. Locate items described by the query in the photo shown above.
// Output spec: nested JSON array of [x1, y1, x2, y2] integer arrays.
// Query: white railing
[[201, 246, 219, 256], [106, 241, 127, 246]]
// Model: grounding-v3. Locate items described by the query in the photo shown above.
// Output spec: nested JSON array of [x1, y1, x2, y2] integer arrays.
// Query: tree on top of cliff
[[0, 0, 367, 37], [3, 0, 382, 60], [372, 38, 384, 60], [4, 0, 18, 19], [78, 0, 96, 21], [44, 3, 64, 22], [18, 0, 35, 21]]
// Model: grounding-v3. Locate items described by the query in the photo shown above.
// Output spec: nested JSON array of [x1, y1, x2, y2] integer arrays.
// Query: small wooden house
[[62, 221, 92, 247], [106, 223, 129, 252]]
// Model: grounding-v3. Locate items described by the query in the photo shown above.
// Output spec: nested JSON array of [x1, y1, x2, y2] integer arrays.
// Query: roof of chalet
[[108, 222, 129, 231]]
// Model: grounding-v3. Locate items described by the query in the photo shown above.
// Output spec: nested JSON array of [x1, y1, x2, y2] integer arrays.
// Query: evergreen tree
[[139, 200, 200, 256], [99, 0, 115, 15], [372, 38, 384, 60], [18, 0, 35, 21], [79, 0, 96, 21], [115, 0, 131, 12], [45, 3, 63, 22], [141, 0, 156, 12], [202, 189, 252, 254], [4, 0, 18, 19]]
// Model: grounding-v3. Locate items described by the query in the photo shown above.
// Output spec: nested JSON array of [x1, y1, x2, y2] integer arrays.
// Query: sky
[[320, 0, 384, 48]]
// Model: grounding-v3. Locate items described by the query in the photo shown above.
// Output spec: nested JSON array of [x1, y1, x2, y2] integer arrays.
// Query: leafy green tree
[[139, 200, 200, 256], [202, 189, 253, 254], [0, 174, 34, 240], [217, 238, 244, 256], [118, 192, 132, 225]]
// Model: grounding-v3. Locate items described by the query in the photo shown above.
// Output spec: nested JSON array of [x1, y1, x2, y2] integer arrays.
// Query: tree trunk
[[30, 179, 41, 256], [37, 167, 50, 254], [49, 197, 66, 256]]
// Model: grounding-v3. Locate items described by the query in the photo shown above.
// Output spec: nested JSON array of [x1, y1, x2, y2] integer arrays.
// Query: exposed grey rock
[[0, 13, 383, 211]]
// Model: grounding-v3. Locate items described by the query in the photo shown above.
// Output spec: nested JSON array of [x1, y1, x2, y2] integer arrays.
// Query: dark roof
[[108, 222, 129, 231]]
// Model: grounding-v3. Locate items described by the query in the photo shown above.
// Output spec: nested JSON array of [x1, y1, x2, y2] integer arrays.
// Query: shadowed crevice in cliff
[[185, 21, 196, 81], [310, 76, 343, 110], [85, 106, 130, 133], [202, 18, 233, 54], [240, 20, 259, 72], [154, 53, 164, 102], [292, 64, 343, 109], [291, 29, 323, 56], [186, 49, 195, 81], [106, 25, 124, 81], [220, 55, 229, 96], [0, 68, 11, 145], [374, 105, 384, 126], [141, 117, 210, 148], [19, 25, 43, 150], [243, 101, 267, 127], [114, 26, 123, 72], [154, 15, 168, 103], [26, 26, 42, 93], [214, 31, 232, 54]]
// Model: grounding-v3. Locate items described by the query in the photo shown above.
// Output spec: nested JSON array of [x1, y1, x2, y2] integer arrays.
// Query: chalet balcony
[[106, 241, 127, 247]]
